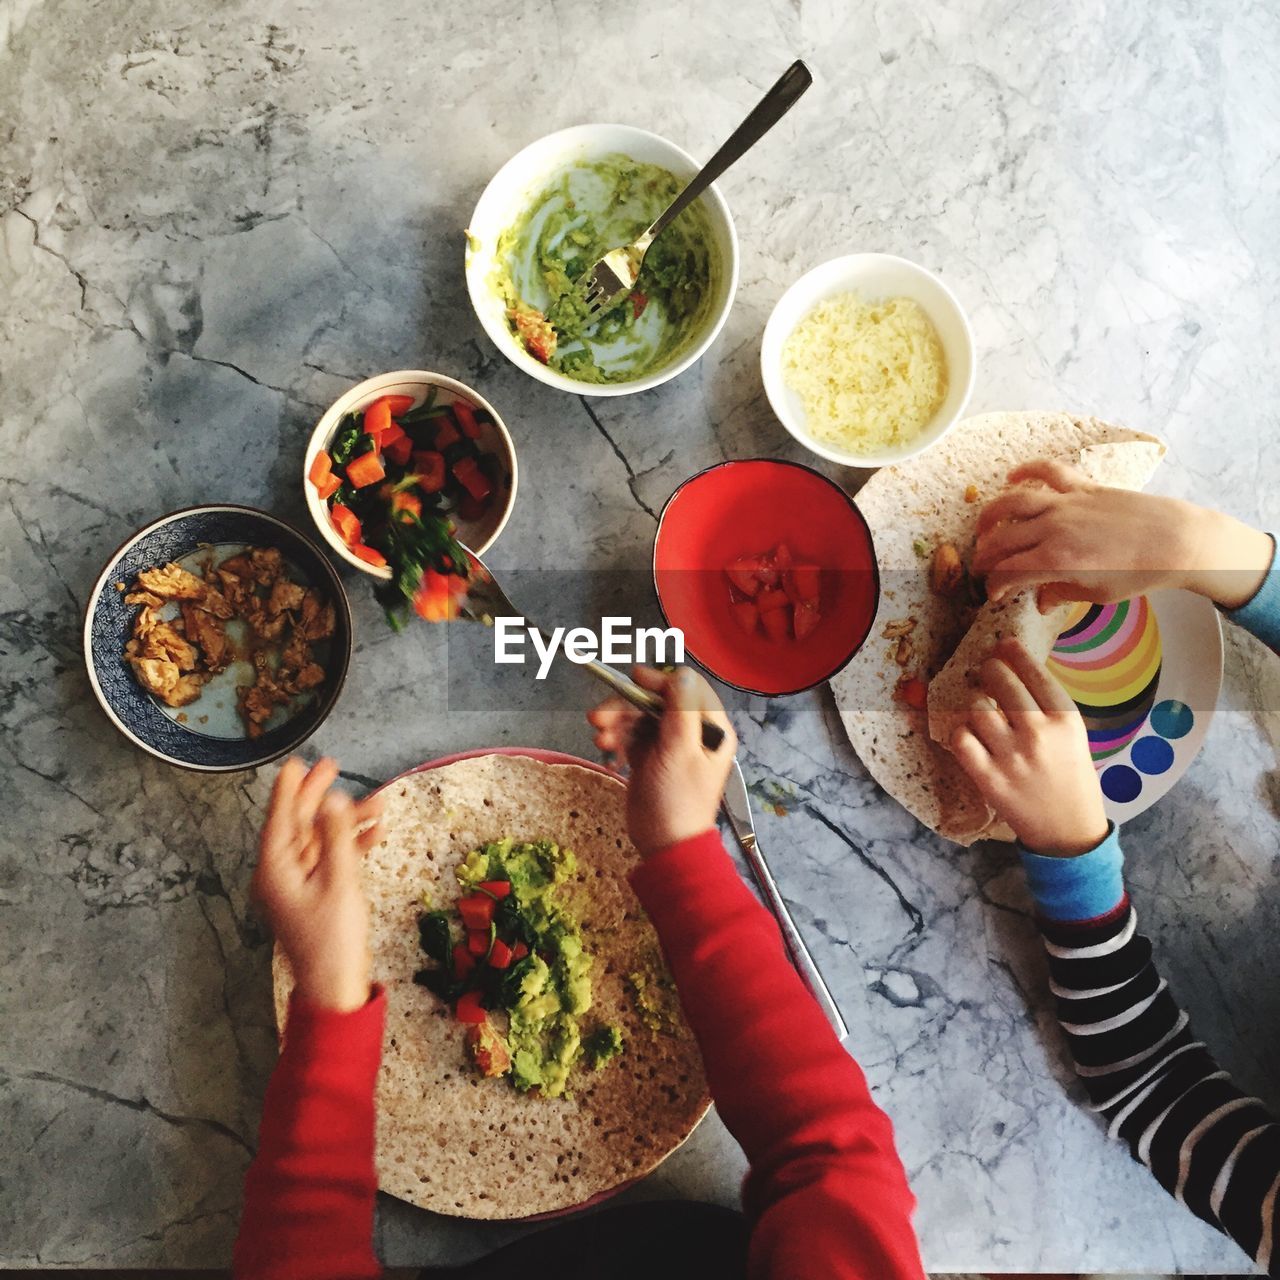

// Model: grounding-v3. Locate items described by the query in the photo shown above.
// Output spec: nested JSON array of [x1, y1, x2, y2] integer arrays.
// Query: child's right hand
[[948, 638, 1108, 857], [252, 757, 385, 1013], [973, 458, 1273, 611], [587, 666, 737, 857]]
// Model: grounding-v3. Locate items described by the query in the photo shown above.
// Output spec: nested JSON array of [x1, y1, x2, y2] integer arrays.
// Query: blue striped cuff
[[1019, 824, 1125, 923], [1225, 533, 1279, 653]]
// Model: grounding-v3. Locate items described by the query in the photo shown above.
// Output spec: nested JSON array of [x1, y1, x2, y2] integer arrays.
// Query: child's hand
[[252, 757, 384, 1012], [587, 666, 737, 857], [948, 639, 1108, 857], [972, 459, 1273, 611]]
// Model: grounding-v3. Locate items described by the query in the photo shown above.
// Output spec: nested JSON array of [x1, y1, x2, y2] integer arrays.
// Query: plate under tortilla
[[1048, 590, 1221, 825]]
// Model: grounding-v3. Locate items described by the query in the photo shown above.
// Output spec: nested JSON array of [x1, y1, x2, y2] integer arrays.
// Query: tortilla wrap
[[925, 440, 1166, 751], [272, 754, 709, 1219], [830, 413, 1165, 844]]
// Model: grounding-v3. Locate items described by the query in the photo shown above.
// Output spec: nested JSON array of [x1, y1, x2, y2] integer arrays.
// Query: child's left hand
[[252, 757, 385, 1012], [948, 638, 1108, 857]]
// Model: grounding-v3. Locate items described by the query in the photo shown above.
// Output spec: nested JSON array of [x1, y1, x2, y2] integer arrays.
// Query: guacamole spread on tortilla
[[414, 837, 624, 1098], [493, 155, 720, 384]]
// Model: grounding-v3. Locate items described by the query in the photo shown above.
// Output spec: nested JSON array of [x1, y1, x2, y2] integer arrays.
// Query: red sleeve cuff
[[629, 828, 742, 902], [282, 984, 386, 1085]]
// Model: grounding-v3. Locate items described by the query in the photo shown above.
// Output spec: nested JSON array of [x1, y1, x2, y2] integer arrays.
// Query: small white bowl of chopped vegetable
[[304, 371, 517, 624], [465, 123, 739, 397], [760, 253, 975, 468]]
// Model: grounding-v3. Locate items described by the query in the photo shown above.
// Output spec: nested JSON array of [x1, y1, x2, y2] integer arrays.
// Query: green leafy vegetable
[[371, 511, 470, 631], [329, 414, 362, 466], [417, 910, 453, 965]]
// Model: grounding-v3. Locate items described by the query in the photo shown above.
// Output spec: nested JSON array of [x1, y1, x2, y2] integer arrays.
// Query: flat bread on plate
[[273, 752, 709, 1219], [830, 413, 1165, 844]]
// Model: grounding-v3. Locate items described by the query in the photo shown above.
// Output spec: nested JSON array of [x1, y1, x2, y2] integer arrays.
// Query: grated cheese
[[781, 293, 948, 452]]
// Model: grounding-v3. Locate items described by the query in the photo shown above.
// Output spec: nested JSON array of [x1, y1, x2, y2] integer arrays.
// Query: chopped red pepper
[[511, 941, 529, 961], [794, 602, 822, 640], [632, 290, 648, 319], [478, 880, 512, 899], [466, 928, 491, 958], [755, 587, 790, 614], [726, 557, 763, 596], [761, 606, 790, 642], [452, 456, 492, 503], [383, 431, 413, 467], [413, 568, 459, 623], [895, 675, 928, 710], [455, 990, 486, 1024], [452, 942, 475, 979], [452, 400, 482, 439], [433, 418, 461, 450], [412, 450, 447, 493], [488, 939, 514, 970], [458, 894, 496, 930], [349, 543, 387, 567], [308, 450, 334, 489], [730, 600, 759, 636], [391, 490, 422, 523], [363, 398, 392, 438], [330, 504, 361, 546], [384, 394, 415, 415], [346, 449, 385, 489]]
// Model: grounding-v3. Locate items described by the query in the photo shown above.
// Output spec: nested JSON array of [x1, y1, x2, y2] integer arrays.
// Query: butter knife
[[721, 758, 849, 1041]]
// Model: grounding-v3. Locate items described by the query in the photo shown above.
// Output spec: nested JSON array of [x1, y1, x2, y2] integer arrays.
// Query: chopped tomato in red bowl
[[652, 460, 879, 696]]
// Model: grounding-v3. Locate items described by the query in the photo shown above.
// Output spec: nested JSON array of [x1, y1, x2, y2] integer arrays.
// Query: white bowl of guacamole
[[466, 124, 739, 397]]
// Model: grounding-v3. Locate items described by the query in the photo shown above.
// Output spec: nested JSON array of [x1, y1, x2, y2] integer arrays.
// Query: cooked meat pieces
[[267, 578, 306, 616], [136, 563, 207, 600], [133, 610, 200, 671], [238, 653, 293, 737], [180, 602, 230, 672], [129, 657, 207, 707], [122, 546, 330, 734], [134, 561, 233, 618], [250, 547, 283, 587], [245, 604, 289, 642], [296, 589, 335, 642]]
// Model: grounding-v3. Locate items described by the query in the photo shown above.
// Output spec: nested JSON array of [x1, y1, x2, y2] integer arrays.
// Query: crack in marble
[[578, 396, 658, 521], [12, 1070, 253, 1155], [804, 805, 925, 936]]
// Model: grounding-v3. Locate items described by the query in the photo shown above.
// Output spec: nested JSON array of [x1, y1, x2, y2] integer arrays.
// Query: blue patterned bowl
[[84, 506, 352, 771]]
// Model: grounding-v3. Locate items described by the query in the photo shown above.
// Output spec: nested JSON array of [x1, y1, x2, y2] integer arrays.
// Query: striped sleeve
[[1023, 833, 1280, 1276]]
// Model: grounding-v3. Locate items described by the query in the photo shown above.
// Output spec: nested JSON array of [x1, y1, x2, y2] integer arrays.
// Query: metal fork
[[574, 59, 813, 322], [456, 546, 725, 752]]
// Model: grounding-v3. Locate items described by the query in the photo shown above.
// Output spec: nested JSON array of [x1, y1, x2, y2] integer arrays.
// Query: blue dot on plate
[[1101, 764, 1143, 804], [1131, 735, 1175, 776], [1150, 699, 1195, 740]]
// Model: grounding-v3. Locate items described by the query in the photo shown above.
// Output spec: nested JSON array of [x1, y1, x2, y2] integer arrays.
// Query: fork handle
[[583, 659, 726, 752], [642, 59, 813, 248]]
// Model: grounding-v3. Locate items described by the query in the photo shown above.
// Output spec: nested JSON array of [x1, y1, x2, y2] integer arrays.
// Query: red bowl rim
[[651, 457, 881, 697]]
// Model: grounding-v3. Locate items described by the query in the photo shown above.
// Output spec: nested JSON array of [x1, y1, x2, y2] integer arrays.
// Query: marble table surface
[[2, 0, 1277, 1271]]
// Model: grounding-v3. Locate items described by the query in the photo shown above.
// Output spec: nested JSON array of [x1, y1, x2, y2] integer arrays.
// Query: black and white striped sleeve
[[1030, 870, 1280, 1275]]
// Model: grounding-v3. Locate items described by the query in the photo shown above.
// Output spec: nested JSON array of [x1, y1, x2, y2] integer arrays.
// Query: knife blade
[[721, 758, 849, 1041]]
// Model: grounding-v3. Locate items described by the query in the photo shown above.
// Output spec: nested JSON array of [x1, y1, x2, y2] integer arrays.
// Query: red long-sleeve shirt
[[234, 829, 924, 1279]]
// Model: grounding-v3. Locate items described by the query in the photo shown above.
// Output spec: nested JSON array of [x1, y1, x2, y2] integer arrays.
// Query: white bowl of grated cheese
[[760, 254, 975, 468]]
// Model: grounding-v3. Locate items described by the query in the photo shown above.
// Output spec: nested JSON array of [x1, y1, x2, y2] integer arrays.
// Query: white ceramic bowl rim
[[759, 252, 976, 468], [465, 123, 740, 398], [303, 370, 519, 579]]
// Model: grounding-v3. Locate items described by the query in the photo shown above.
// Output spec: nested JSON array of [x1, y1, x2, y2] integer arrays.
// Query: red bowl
[[652, 459, 879, 696]]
